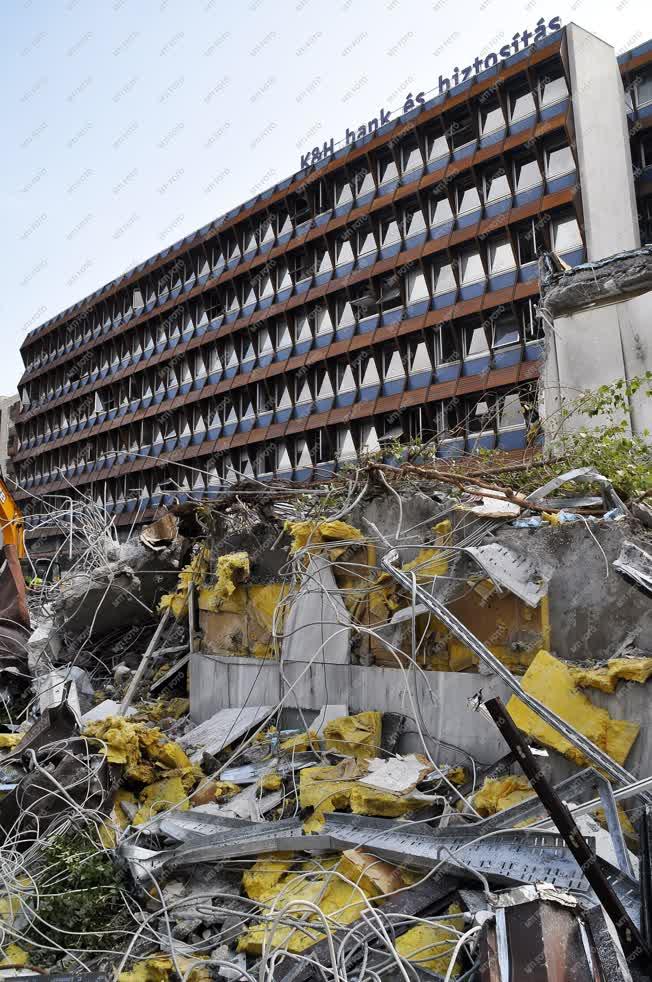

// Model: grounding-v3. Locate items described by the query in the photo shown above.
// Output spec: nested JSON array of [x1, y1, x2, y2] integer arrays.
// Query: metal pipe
[[118, 609, 171, 715]]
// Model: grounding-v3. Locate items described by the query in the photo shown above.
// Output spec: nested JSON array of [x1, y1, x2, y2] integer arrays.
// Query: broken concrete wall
[[190, 651, 515, 765], [540, 246, 652, 439], [52, 536, 184, 642], [493, 521, 652, 663]]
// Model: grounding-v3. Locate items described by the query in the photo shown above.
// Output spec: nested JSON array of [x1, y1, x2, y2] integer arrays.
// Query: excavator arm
[[0, 477, 25, 559]]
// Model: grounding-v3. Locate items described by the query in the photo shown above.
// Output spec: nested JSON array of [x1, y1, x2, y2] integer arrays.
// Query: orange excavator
[[0, 475, 25, 560], [0, 475, 30, 676]]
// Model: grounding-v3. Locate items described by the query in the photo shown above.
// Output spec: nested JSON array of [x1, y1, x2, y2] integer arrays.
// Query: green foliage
[[549, 372, 652, 500], [25, 828, 128, 965]]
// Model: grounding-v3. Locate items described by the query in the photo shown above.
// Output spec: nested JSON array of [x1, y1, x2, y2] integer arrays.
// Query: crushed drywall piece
[[459, 488, 521, 518], [82, 699, 136, 723], [178, 706, 272, 763], [507, 651, 639, 767], [323, 711, 382, 758], [358, 754, 433, 795], [281, 554, 351, 665], [571, 657, 652, 693]]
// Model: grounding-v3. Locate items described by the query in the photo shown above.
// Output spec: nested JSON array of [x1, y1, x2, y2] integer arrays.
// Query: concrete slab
[[281, 554, 350, 664]]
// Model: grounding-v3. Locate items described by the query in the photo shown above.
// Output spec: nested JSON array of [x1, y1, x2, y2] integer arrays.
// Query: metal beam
[[483, 696, 652, 976]]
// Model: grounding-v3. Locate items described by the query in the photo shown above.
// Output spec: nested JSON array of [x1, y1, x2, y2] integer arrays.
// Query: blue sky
[[2, 0, 647, 394]]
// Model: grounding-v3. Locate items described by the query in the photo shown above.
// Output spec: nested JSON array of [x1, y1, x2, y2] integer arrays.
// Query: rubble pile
[[1, 463, 652, 980]]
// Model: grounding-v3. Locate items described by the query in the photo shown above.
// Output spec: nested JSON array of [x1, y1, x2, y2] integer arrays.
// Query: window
[[312, 180, 330, 216], [492, 312, 520, 348], [314, 246, 332, 275], [465, 324, 489, 357], [404, 206, 426, 239], [430, 194, 454, 225], [513, 154, 542, 192], [546, 142, 574, 179], [636, 70, 652, 109], [479, 98, 505, 136], [259, 216, 275, 247], [498, 393, 526, 430], [277, 213, 293, 239], [449, 112, 474, 151], [276, 262, 293, 293], [377, 153, 398, 187], [433, 261, 457, 295], [337, 363, 356, 393], [242, 225, 257, 255], [522, 299, 540, 340], [406, 268, 430, 303], [335, 178, 353, 208], [509, 81, 536, 123], [641, 131, 652, 168], [624, 80, 636, 113], [336, 237, 355, 266], [409, 341, 432, 374], [401, 139, 423, 175], [436, 324, 460, 363], [460, 250, 484, 285], [553, 215, 582, 253], [357, 226, 377, 257], [468, 398, 492, 433], [427, 132, 449, 161], [484, 166, 511, 202], [355, 168, 375, 197], [516, 220, 539, 264], [457, 176, 482, 215], [383, 348, 405, 380], [380, 279, 402, 312], [382, 216, 401, 249], [539, 69, 568, 108], [488, 236, 516, 273]]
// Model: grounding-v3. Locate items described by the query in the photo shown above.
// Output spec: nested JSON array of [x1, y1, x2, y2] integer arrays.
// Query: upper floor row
[[18, 130, 579, 391], [20, 34, 574, 361]]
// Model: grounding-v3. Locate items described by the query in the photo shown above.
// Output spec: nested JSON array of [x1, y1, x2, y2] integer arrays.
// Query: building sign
[[298, 15, 562, 169]]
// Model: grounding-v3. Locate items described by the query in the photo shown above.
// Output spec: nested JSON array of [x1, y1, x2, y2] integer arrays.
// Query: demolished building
[[2, 13, 652, 982], [2, 460, 652, 981]]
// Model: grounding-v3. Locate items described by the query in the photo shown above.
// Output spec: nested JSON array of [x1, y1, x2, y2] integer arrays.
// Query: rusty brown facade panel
[[16, 361, 542, 501], [17, 200, 552, 425], [21, 39, 564, 353], [18, 167, 571, 396], [621, 48, 652, 74], [13, 282, 538, 464], [19, 148, 570, 385]]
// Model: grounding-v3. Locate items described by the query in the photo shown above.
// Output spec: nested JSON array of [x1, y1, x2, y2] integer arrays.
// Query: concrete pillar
[[566, 24, 640, 259]]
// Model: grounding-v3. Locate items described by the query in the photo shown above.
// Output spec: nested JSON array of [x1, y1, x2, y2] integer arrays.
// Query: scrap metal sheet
[[177, 706, 273, 762]]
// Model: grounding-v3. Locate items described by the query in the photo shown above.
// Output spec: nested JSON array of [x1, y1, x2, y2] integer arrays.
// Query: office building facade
[[11, 23, 652, 528]]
